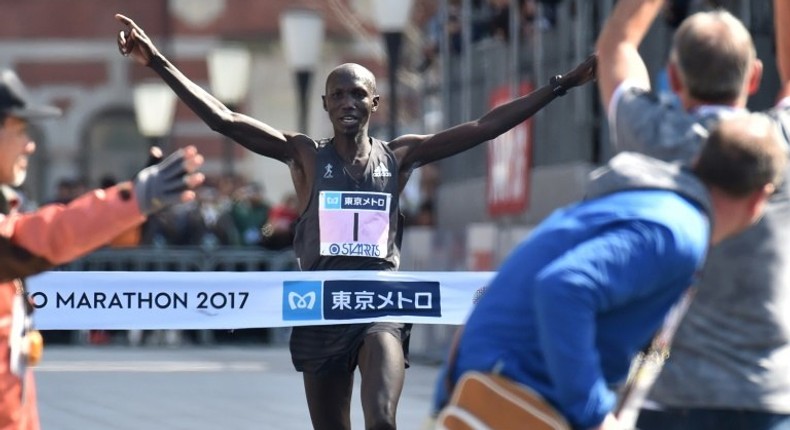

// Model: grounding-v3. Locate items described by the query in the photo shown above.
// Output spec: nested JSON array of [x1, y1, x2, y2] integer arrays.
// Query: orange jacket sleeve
[[0, 182, 146, 265]]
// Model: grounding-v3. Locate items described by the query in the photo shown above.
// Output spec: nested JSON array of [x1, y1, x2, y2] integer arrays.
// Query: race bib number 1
[[319, 191, 391, 258]]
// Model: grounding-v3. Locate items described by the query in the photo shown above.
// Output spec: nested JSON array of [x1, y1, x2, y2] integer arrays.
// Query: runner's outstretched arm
[[390, 54, 596, 172], [115, 14, 304, 164]]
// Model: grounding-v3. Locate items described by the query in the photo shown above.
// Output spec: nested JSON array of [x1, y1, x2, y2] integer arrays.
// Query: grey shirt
[[611, 84, 790, 412], [586, 152, 711, 217]]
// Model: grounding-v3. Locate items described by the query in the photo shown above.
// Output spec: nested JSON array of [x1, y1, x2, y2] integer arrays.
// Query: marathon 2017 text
[[29, 291, 249, 310]]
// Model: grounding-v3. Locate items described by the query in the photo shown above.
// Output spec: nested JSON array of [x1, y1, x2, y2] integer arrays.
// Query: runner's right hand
[[115, 14, 158, 66]]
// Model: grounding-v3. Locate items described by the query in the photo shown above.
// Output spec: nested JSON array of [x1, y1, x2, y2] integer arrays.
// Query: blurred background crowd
[[45, 165, 439, 252]]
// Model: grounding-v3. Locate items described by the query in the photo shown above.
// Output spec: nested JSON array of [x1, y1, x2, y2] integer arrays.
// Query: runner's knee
[[365, 415, 396, 430]]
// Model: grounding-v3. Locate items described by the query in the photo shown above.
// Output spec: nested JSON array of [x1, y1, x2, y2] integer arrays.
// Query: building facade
[[0, 0, 431, 205]]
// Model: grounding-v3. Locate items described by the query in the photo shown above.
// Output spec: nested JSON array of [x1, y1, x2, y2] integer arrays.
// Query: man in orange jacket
[[0, 69, 205, 430]]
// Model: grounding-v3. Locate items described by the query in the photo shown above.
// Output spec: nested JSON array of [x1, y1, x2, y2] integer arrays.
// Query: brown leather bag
[[436, 371, 570, 430]]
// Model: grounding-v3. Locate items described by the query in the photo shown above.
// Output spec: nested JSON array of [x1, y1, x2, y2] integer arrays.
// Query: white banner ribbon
[[26, 271, 495, 330]]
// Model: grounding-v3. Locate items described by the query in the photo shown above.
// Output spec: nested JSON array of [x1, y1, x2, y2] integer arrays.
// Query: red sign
[[486, 82, 534, 216]]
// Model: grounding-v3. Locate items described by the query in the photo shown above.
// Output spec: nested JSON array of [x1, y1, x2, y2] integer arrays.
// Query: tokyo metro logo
[[282, 281, 322, 321]]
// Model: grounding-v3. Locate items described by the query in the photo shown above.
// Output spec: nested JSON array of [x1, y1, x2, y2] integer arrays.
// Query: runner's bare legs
[[359, 332, 406, 430], [303, 332, 404, 430], [304, 372, 354, 430]]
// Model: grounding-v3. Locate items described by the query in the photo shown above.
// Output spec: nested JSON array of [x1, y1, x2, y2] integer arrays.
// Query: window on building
[[82, 109, 150, 188]]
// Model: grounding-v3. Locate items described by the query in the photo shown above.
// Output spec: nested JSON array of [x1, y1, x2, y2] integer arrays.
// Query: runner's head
[[323, 63, 380, 137]]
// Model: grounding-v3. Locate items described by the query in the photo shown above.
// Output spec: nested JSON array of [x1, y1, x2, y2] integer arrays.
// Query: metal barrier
[[56, 246, 299, 272]]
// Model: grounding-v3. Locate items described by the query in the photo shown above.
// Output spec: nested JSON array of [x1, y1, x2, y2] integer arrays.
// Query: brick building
[[0, 0, 431, 204]]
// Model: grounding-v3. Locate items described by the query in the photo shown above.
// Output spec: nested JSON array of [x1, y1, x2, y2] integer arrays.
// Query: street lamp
[[280, 8, 325, 133], [133, 82, 177, 149], [208, 44, 252, 176], [372, 0, 414, 140]]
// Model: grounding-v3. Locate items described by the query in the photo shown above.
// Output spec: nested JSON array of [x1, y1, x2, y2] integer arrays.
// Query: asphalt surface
[[35, 345, 440, 430]]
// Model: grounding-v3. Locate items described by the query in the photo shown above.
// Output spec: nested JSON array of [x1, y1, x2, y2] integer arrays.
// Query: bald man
[[597, 1, 790, 428]]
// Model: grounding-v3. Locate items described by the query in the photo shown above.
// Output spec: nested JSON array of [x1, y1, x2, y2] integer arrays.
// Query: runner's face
[[0, 116, 34, 186], [323, 71, 378, 136]]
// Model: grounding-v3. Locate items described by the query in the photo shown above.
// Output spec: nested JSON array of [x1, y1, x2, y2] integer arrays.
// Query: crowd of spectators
[[25, 166, 437, 251], [419, 0, 560, 71], [36, 172, 290, 251]]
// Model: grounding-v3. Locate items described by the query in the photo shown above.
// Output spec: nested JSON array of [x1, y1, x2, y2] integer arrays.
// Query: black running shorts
[[290, 322, 412, 374]]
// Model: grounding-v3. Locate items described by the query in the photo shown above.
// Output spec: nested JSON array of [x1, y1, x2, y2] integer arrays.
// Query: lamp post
[[133, 82, 177, 150], [372, 0, 414, 140], [280, 8, 325, 133], [208, 44, 251, 176]]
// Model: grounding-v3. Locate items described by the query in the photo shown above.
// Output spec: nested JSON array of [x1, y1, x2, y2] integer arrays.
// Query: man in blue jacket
[[439, 112, 786, 430]]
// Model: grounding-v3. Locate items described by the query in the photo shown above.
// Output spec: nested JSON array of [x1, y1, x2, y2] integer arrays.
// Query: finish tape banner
[[26, 271, 495, 330]]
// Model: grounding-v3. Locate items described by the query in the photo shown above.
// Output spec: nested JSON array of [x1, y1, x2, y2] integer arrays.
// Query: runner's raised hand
[[115, 14, 158, 66]]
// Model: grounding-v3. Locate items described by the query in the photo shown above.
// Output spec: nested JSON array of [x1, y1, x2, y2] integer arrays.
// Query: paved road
[[35, 346, 440, 430]]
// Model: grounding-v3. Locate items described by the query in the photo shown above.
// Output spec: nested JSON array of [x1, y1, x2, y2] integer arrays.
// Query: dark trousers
[[637, 407, 790, 430]]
